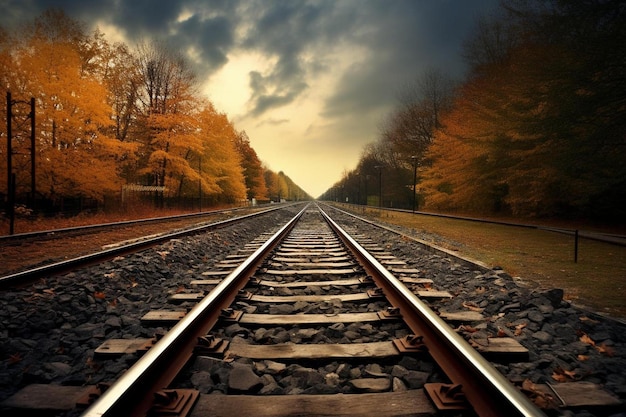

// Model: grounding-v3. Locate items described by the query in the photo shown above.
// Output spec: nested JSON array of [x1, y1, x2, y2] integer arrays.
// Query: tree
[[421, 0, 626, 218], [234, 131, 268, 201], [132, 40, 202, 205], [264, 168, 288, 202], [195, 105, 246, 203], [1, 10, 135, 204]]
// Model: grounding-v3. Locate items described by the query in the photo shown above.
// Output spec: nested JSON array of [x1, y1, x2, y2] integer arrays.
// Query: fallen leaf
[[497, 328, 507, 337], [457, 325, 480, 333], [577, 354, 589, 361], [514, 322, 527, 336], [596, 343, 615, 357], [580, 333, 596, 346], [552, 367, 579, 382], [86, 357, 102, 371], [462, 301, 484, 312], [579, 316, 600, 324], [94, 292, 106, 300]]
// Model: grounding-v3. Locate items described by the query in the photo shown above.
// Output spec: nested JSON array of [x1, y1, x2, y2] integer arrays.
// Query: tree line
[[1, 9, 310, 216], [321, 0, 625, 222]]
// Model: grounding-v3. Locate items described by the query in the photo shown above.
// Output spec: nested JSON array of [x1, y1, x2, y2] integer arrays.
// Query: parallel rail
[[0, 204, 292, 288], [320, 206, 544, 417], [0, 205, 274, 243], [81, 203, 545, 417], [81, 204, 308, 417]]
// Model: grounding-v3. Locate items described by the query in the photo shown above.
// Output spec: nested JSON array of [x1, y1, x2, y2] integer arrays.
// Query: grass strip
[[352, 206, 626, 319]]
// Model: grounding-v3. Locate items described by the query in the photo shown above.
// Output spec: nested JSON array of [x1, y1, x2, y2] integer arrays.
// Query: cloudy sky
[[1, 0, 499, 197]]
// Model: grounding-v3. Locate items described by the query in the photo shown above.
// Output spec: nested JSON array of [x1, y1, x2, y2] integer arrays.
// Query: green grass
[[352, 206, 626, 319]]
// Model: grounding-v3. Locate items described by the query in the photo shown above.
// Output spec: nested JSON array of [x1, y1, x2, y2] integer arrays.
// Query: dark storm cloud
[[0, 0, 498, 119], [239, 1, 345, 117], [320, 1, 498, 119]]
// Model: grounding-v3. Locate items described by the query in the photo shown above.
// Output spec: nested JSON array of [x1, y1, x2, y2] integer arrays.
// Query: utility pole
[[411, 155, 418, 213], [6, 91, 36, 235]]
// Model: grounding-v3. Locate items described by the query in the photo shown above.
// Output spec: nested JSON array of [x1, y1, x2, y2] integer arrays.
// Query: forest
[[0, 10, 310, 219], [321, 0, 625, 222]]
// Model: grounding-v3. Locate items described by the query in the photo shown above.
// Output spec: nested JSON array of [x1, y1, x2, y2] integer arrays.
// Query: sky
[[1, 0, 499, 198]]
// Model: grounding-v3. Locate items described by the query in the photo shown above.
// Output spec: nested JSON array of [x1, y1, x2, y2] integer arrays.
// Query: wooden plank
[[416, 290, 453, 299], [281, 243, 342, 249], [94, 338, 153, 356], [274, 262, 356, 268], [168, 293, 204, 302], [380, 260, 407, 265], [277, 247, 345, 253], [255, 278, 364, 287], [141, 310, 187, 324], [190, 391, 435, 417], [534, 381, 621, 408], [190, 279, 221, 285], [399, 277, 432, 284], [1, 384, 95, 413], [201, 270, 230, 276], [240, 312, 386, 325], [392, 268, 422, 274], [226, 340, 400, 360], [265, 268, 357, 275], [250, 293, 371, 303], [214, 262, 242, 268], [275, 251, 348, 257], [273, 256, 351, 262], [471, 337, 529, 361], [439, 311, 485, 322]]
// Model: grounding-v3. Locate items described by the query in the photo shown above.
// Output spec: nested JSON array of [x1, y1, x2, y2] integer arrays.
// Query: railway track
[[1, 204, 623, 416], [0, 204, 288, 286]]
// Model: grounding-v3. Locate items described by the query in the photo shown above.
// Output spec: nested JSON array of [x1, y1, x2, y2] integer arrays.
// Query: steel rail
[[318, 204, 546, 417], [337, 202, 626, 247], [0, 203, 283, 243], [81, 203, 309, 417], [0, 204, 299, 288]]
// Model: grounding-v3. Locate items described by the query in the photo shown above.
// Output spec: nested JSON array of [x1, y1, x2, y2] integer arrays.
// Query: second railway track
[[1, 203, 623, 416]]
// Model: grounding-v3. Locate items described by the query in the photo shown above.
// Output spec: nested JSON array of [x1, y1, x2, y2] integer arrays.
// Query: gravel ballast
[[0, 203, 624, 417]]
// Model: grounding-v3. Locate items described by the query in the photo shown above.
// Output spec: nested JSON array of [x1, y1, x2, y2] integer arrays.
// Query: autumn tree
[[2, 9, 306, 218], [421, 0, 626, 219], [234, 131, 268, 201], [194, 105, 246, 203], [264, 168, 288, 202], [1, 10, 135, 206], [131, 40, 203, 205]]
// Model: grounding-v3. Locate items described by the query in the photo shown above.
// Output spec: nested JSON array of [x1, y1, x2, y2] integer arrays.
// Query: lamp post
[[411, 155, 418, 213]]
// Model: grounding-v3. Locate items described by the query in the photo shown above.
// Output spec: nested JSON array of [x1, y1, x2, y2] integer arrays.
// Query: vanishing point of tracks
[[1, 203, 623, 416]]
